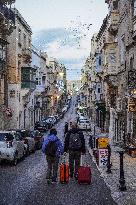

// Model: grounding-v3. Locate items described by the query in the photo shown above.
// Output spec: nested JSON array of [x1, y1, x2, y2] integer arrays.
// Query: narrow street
[[0, 100, 116, 205]]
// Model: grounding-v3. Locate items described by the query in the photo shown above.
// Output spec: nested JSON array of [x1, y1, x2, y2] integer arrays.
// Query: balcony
[[128, 69, 136, 90], [22, 48, 32, 63], [108, 11, 119, 35], [0, 3, 15, 35], [0, 0, 15, 4], [36, 85, 45, 93], [132, 17, 136, 40]]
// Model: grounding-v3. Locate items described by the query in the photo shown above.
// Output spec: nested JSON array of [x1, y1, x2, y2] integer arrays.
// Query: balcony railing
[[22, 48, 32, 57], [0, 3, 15, 23]]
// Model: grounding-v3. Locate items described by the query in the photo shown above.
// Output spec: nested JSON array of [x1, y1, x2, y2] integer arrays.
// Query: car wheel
[[26, 146, 30, 156], [22, 149, 26, 160], [12, 153, 18, 166], [31, 148, 35, 153]]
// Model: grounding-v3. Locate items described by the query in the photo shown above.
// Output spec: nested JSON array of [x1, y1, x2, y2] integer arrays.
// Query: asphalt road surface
[[0, 98, 117, 205]]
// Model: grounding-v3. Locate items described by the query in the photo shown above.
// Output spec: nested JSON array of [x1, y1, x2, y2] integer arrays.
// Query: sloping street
[[0, 102, 116, 205]]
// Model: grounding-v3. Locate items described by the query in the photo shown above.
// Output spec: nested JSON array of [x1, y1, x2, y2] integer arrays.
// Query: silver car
[[0, 131, 25, 165]]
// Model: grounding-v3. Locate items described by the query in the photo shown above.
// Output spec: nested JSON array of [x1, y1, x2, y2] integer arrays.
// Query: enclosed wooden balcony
[[21, 66, 36, 90]]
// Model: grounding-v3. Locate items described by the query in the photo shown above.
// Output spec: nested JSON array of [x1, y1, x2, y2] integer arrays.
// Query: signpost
[[98, 138, 109, 149], [98, 149, 108, 167]]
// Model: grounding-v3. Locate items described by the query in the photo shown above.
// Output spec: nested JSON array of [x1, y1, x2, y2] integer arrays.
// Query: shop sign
[[128, 70, 136, 89], [128, 98, 136, 112], [98, 149, 108, 167], [98, 138, 109, 149]]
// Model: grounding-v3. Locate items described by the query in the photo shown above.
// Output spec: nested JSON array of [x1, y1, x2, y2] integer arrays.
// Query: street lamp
[[117, 149, 127, 191], [106, 145, 112, 173]]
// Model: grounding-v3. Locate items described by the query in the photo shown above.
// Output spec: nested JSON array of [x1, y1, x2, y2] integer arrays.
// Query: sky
[[15, 0, 108, 80]]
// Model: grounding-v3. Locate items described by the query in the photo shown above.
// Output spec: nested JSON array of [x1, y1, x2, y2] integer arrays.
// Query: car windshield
[[79, 120, 90, 123], [30, 131, 39, 137], [0, 133, 14, 141], [18, 130, 29, 138]]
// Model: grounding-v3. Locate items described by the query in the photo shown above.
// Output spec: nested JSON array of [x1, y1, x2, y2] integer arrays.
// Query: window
[[134, 0, 136, 16], [18, 29, 21, 44], [130, 57, 134, 70], [28, 39, 31, 49], [113, 1, 118, 10], [0, 44, 6, 61], [120, 37, 125, 64], [23, 34, 26, 48], [98, 88, 101, 93], [99, 56, 101, 66], [19, 93, 20, 102]]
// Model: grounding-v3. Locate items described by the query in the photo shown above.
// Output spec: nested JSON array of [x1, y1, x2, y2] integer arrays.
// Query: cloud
[[33, 27, 90, 80]]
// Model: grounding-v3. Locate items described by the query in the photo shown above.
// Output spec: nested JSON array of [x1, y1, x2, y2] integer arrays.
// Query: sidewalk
[[87, 123, 136, 205]]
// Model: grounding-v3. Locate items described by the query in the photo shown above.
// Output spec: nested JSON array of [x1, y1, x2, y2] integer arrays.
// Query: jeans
[[46, 155, 59, 180], [69, 151, 81, 177]]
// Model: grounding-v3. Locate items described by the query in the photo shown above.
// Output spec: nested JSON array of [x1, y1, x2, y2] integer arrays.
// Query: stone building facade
[[0, 0, 15, 129], [7, 8, 34, 130], [83, 0, 136, 150]]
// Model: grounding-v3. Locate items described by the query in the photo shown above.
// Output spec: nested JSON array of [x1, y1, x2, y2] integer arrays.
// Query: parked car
[[30, 130, 43, 150], [54, 115, 59, 123], [47, 116, 57, 125], [0, 131, 25, 165], [35, 121, 48, 132], [78, 119, 91, 131], [41, 118, 53, 128], [16, 130, 35, 154]]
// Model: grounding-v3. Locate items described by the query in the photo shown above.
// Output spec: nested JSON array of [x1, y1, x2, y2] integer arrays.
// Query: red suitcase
[[78, 166, 91, 184], [78, 155, 92, 185], [59, 155, 69, 184], [59, 163, 69, 184]]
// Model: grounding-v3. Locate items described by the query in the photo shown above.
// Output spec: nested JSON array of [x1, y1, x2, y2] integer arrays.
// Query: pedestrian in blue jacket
[[42, 128, 64, 183]]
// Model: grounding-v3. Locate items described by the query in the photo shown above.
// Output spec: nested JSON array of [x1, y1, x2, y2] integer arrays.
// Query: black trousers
[[69, 150, 81, 177], [46, 156, 59, 180]]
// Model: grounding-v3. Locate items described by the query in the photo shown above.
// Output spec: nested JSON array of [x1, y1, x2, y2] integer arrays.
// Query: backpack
[[69, 132, 82, 150], [45, 140, 58, 157]]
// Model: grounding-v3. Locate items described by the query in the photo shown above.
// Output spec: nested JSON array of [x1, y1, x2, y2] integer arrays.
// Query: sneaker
[[70, 173, 73, 178], [74, 174, 78, 180]]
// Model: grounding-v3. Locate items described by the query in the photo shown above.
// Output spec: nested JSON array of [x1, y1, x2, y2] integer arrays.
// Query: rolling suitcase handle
[[80, 153, 89, 167]]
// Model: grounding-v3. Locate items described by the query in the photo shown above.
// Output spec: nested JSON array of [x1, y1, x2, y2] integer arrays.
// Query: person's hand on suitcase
[[64, 152, 67, 156]]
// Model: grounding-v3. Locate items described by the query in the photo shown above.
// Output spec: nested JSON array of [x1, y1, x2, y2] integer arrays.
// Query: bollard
[[106, 145, 112, 173], [94, 125, 96, 136], [119, 151, 126, 191], [89, 135, 93, 148]]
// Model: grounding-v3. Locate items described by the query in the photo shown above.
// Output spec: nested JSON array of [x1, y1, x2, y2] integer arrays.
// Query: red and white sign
[[98, 149, 108, 167]]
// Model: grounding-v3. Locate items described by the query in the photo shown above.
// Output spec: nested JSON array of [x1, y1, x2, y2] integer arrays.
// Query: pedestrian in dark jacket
[[64, 122, 86, 180], [64, 122, 69, 135], [42, 128, 64, 183]]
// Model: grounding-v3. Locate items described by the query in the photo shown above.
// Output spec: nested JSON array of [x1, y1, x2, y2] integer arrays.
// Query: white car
[[0, 131, 25, 165], [78, 119, 91, 131]]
